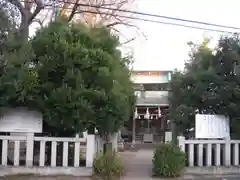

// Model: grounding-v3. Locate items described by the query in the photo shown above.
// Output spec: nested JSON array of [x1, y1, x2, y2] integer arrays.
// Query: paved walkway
[[120, 149, 154, 180]]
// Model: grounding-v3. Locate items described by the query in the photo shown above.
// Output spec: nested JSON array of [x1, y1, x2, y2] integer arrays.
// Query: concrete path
[[120, 149, 154, 180]]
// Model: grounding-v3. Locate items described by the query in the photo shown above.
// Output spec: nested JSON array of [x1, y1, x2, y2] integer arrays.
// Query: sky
[[29, 0, 240, 71], [120, 0, 240, 71]]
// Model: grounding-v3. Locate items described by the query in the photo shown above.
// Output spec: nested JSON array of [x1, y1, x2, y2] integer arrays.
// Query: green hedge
[[93, 151, 124, 180], [152, 143, 186, 178]]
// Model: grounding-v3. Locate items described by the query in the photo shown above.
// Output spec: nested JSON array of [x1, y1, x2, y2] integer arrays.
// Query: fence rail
[[178, 136, 240, 167], [0, 134, 95, 168]]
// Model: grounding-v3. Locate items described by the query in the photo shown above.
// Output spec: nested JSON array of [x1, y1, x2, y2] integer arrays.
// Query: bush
[[93, 151, 124, 180], [152, 143, 186, 178]]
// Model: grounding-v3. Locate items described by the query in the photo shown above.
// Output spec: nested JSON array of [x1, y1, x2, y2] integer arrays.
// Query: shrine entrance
[[121, 106, 170, 145]]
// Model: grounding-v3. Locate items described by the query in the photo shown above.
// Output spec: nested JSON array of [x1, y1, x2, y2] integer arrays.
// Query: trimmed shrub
[[152, 143, 186, 178], [93, 151, 124, 180]]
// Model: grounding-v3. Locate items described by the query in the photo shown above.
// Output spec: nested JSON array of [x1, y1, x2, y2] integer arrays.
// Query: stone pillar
[[86, 134, 95, 167], [26, 133, 34, 167], [224, 136, 231, 166], [165, 131, 172, 143], [111, 132, 118, 152]]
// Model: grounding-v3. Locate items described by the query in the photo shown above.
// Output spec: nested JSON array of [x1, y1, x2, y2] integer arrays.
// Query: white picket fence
[[178, 136, 240, 167], [0, 134, 95, 168]]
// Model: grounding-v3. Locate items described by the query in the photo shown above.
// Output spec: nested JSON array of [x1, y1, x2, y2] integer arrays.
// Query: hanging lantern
[[134, 108, 139, 119], [158, 107, 162, 118], [144, 108, 150, 119]]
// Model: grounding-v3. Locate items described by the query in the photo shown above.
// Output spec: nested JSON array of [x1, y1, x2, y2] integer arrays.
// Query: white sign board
[[195, 114, 230, 139], [0, 108, 43, 133]]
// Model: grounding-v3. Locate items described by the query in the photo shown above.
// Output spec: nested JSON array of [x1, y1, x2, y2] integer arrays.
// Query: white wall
[[135, 91, 168, 98], [144, 91, 168, 98], [131, 74, 169, 84]]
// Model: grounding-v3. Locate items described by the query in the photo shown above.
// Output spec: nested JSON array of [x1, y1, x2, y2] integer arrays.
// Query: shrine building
[[122, 70, 172, 144]]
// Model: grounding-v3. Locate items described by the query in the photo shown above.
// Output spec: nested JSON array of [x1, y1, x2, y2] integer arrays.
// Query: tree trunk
[[14, 2, 32, 41], [18, 15, 29, 42], [171, 120, 178, 145], [87, 125, 95, 134], [103, 133, 113, 153], [103, 142, 112, 153]]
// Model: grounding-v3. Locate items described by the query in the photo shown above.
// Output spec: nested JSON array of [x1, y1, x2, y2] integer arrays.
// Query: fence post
[[165, 131, 172, 143], [26, 133, 34, 167], [86, 134, 95, 167], [177, 136, 185, 152], [224, 137, 231, 166], [111, 132, 118, 152]]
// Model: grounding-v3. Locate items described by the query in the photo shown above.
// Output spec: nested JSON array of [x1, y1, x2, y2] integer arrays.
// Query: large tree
[[0, 19, 135, 138], [170, 36, 240, 135]]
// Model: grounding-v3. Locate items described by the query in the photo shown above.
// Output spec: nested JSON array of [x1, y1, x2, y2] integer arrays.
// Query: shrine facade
[[122, 70, 172, 144]]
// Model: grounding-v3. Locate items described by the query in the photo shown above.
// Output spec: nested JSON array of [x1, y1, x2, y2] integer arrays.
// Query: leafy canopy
[[170, 36, 240, 134], [0, 19, 135, 136]]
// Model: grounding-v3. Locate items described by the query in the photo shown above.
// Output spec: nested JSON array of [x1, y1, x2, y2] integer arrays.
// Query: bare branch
[[106, 21, 120, 27], [7, 0, 45, 38], [68, 0, 80, 22], [6, 0, 140, 42], [24, 0, 34, 11], [28, 0, 45, 25], [104, 14, 147, 40], [110, 26, 135, 45], [121, 37, 135, 45], [61, 0, 135, 27]]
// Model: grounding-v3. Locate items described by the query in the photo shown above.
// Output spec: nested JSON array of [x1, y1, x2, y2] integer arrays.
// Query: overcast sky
[[29, 0, 240, 71], [120, 0, 240, 71]]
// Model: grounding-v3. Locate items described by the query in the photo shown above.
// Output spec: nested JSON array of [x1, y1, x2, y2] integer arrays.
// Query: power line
[[50, 0, 240, 31], [43, 6, 238, 34], [78, 10, 237, 34]]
